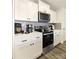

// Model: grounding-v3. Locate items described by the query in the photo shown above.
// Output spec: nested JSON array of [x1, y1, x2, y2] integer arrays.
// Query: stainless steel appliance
[[43, 31, 53, 48], [15, 23, 24, 34], [26, 24, 33, 33], [38, 12, 50, 22], [34, 26, 54, 48]]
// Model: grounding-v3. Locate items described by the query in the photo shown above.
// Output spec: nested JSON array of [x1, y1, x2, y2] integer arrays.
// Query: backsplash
[[15, 20, 53, 32], [53, 23, 61, 30]]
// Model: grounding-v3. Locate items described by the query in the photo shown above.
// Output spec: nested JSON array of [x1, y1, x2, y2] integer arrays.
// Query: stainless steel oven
[[43, 32, 54, 48], [34, 26, 54, 48]]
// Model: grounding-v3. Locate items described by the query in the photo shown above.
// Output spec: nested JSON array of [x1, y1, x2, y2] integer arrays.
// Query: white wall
[[56, 8, 66, 42]]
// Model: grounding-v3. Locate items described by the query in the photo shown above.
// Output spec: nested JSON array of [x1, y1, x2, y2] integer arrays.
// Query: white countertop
[[14, 31, 42, 35], [13, 31, 42, 48]]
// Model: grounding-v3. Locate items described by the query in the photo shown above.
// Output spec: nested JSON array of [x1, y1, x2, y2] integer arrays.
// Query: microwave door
[[38, 12, 50, 22]]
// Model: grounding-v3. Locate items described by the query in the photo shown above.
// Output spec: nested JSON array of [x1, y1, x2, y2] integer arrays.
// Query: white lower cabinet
[[13, 32, 42, 59], [60, 30, 66, 43], [54, 30, 62, 46]]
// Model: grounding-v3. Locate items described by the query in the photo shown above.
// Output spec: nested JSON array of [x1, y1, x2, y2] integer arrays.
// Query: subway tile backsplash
[[15, 20, 53, 32], [53, 23, 61, 30], [15, 20, 61, 31]]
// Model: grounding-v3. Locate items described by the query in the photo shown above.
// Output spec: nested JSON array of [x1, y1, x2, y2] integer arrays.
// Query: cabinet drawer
[[13, 36, 31, 48]]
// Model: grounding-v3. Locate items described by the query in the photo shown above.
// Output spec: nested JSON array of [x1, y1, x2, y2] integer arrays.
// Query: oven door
[[43, 33, 53, 48]]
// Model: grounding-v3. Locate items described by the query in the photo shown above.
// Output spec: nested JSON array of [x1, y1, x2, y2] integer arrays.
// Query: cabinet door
[[15, 0, 38, 21], [33, 36, 42, 58], [54, 31, 61, 46], [26, 1, 38, 21], [39, 0, 50, 13], [56, 8, 66, 23], [13, 38, 37, 59], [13, 35, 42, 59], [13, 45, 29, 59], [54, 32, 58, 46], [26, 37, 42, 59], [50, 10, 56, 23], [13, 35, 31, 59], [60, 30, 66, 43], [15, 0, 27, 20]]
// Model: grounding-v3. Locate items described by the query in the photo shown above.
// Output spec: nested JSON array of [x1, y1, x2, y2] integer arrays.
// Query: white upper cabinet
[[39, 0, 50, 13], [39, 0, 56, 23], [56, 8, 66, 23], [15, 0, 38, 21], [49, 10, 56, 23]]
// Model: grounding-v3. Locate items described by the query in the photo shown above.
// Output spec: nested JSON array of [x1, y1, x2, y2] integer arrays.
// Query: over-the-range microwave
[[38, 12, 50, 22]]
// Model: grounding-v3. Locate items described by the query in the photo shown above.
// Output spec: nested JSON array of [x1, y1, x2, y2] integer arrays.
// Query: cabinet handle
[[36, 37, 40, 38], [27, 18, 30, 20], [22, 40, 27, 42], [30, 43, 34, 46]]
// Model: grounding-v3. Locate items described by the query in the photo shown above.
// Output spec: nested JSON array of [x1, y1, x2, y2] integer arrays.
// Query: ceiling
[[42, 0, 66, 11], [32, 0, 66, 11]]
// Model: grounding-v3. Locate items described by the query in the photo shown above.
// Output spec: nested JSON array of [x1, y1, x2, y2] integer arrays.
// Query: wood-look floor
[[37, 42, 66, 59]]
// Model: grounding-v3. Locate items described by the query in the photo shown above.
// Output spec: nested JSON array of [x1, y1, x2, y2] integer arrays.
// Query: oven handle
[[43, 33, 53, 35]]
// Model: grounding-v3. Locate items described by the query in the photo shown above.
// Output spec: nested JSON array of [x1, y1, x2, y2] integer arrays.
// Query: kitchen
[[13, 0, 66, 59]]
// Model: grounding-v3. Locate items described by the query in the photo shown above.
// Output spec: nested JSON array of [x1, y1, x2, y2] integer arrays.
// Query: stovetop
[[43, 31, 53, 34]]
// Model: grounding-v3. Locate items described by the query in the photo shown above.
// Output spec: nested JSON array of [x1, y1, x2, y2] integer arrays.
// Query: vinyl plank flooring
[[37, 42, 66, 59]]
